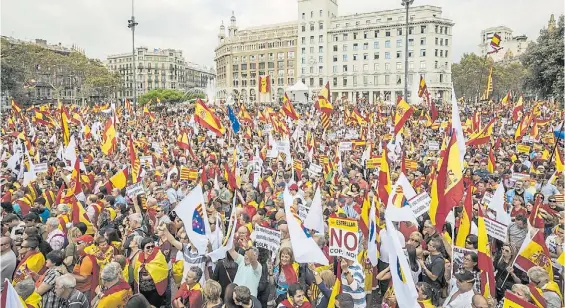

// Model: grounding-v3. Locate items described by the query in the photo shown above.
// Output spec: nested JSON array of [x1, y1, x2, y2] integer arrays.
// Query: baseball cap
[[289, 183, 299, 191], [76, 235, 94, 244], [454, 270, 475, 282]]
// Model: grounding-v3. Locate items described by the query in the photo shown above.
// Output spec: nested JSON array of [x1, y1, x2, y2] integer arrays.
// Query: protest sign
[[139, 156, 153, 169], [482, 192, 494, 206], [339, 142, 353, 152], [308, 163, 323, 175], [298, 204, 310, 221], [511, 172, 530, 182], [452, 247, 478, 275], [516, 144, 531, 153], [32, 163, 48, 173], [327, 133, 337, 140], [126, 182, 145, 197], [152, 142, 162, 154], [277, 141, 290, 153], [328, 217, 359, 261], [408, 192, 431, 218], [484, 217, 508, 242], [254, 225, 281, 253], [428, 141, 440, 151]]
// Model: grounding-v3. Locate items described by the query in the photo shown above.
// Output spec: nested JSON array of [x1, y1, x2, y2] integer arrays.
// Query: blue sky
[[1, 0, 562, 67]]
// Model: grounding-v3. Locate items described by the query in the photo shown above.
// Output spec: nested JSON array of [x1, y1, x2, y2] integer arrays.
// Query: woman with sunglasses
[[494, 244, 526, 301], [133, 237, 169, 308]]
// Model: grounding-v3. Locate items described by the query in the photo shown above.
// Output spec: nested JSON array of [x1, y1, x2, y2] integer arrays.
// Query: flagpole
[[476, 55, 490, 104], [540, 121, 564, 188]]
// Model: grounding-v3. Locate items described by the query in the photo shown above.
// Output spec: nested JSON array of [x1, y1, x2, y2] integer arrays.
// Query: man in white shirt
[[443, 270, 476, 308], [377, 225, 405, 296]]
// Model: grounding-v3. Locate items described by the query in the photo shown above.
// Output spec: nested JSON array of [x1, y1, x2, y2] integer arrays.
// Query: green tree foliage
[[452, 53, 528, 101], [0, 38, 122, 103], [138, 89, 204, 105], [521, 15, 564, 102]]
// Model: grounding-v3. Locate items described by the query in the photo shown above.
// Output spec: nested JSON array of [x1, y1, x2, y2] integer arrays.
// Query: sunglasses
[[144, 245, 155, 249]]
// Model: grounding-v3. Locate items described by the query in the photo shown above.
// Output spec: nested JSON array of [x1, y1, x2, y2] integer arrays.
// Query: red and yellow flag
[[466, 119, 495, 146], [11, 99, 22, 114], [282, 92, 299, 120], [134, 248, 169, 296], [502, 290, 537, 308], [393, 97, 414, 135], [97, 280, 132, 308], [435, 133, 464, 231], [477, 205, 496, 298], [500, 90, 511, 106], [377, 144, 391, 206], [258, 75, 271, 93], [60, 105, 71, 146], [12, 251, 45, 284], [194, 99, 226, 136], [488, 147, 496, 173], [515, 230, 554, 281], [104, 167, 129, 191], [128, 135, 141, 184], [315, 82, 333, 114], [101, 118, 117, 155], [455, 185, 473, 247]]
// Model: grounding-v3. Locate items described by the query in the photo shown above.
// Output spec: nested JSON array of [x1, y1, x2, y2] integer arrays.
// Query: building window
[[310, 47, 314, 53], [319, 78, 323, 86], [343, 77, 348, 86], [396, 62, 402, 70], [385, 40, 391, 48], [363, 53, 368, 60], [301, 68, 306, 74], [353, 43, 358, 51], [353, 33, 358, 39], [333, 35, 339, 42], [374, 41, 379, 49], [385, 52, 391, 59], [363, 76, 368, 85], [408, 51, 413, 58], [435, 49, 438, 57], [353, 65, 357, 72], [333, 65, 337, 73], [409, 61, 414, 69], [420, 61, 426, 69], [302, 37, 306, 44], [420, 49, 426, 57], [333, 45, 338, 52], [319, 10, 323, 17], [374, 30, 379, 37], [343, 44, 348, 51], [319, 56, 323, 63], [310, 78, 314, 86], [385, 63, 390, 71], [343, 55, 348, 61], [363, 42, 368, 50], [435, 37, 438, 45], [363, 64, 369, 71], [319, 22, 324, 30], [440, 38, 444, 46], [445, 39, 449, 46], [396, 39, 402, 47], [408, 39, 414, 46], [374, 76, 378, 85], [397, 28, 402, 36], [302, 13, 305, 20], [310, 36, 314, 44], [343, 33, 348, 40], [310, 24, 315, 31], [333, 56, 338, 62], [319, 35, 323, 43], [333, 77, 338, 86], [421, 25, 427, 33], [343, 65, 348, 72], [435, 25, 439, 33], [374, 63, 379, 71], [374, 52, 380, 59], [311, 11, 313, 18], [302, 25, 306, 32], [386, 31, 391, 37], [353, 76, 357, 85], [385, 75, 390, 85], [409, 27, 414, 35], [445, 50, 448, 58], [288, 51, 295, 58], [420, 38, 426, 45], [353, 54, 358, 61]]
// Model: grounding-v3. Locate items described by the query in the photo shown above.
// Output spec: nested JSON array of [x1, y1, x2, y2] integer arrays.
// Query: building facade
[[106, 47, 215, 100], [214, 2, 454, 103], [215, 12, 298, 103], [479, 26, 530, 62]]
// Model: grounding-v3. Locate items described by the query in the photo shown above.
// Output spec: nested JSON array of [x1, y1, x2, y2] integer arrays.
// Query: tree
[[451, 53, 528, 101], [138, 89, 204, 105], [0, 38, 122, 104], [521, 15, 564, 102]]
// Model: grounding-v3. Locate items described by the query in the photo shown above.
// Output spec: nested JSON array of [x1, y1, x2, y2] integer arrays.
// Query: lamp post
[[402, 0, 414, 100], [128, 0, 138, 111]]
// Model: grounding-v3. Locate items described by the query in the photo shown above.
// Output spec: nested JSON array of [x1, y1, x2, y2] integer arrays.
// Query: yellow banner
[[328, 217, 358, 232], [516, 144, 531, 153]]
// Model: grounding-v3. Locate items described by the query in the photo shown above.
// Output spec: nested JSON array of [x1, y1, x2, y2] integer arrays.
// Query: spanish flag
[[104, 167, 129, 191], [487, 147, 496, 173], [438, 133, 464, 228], [258, 75, 271, 93], [134, 248, 169, 296], [11, 100, 22, 114], [237, 104, 253, 123], [477, 205, 496, 298], [176, 130, 191, 150], [143, 106, 155, 121], [378, 144, 391, 206], [97, 280, 132, 308], [455, 185, 473, 247], [315, 82, 333, 114], [282, 92, 299, 120], [466, 119, 495, 146], [556, 146, 564, 172], [502, 290, 537, 308], [500, 90, 511, 106], [101, 118, 117, 155], [194, 99, 226, 136], [514, 113, 532, 141], [394, 97, 414, 135], [512, 95, 524, 122], [515, 230, 554, 281], [490, 33, 501, 49], [60, 105, 71, 146], [359, 193, 371, 237], [83, 124, 91, 139], [128, 135, 141, 183], [12, 251, 46, 284], [417, 76, 428, 97]]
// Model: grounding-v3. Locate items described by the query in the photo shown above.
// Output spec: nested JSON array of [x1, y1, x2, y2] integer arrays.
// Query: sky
[[1, 0, 563, 68]]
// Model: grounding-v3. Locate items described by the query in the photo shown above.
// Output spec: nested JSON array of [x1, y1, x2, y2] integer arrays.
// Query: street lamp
[[402, 0, 414, 101], [128, 0, 138, 111]]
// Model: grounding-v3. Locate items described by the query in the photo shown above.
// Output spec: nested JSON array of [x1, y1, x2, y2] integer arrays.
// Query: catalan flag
[[315, 82, 333, 114], [512, 95, 524, 122], [320, 113, 330, 130], [417, 76, 428, 97], [194, 99, 226, 136], [180, 167, 198, 181], [481, 66, 493, 100], [11, 100, 22, 114], [101, 118, 117, 155], [128, 135, 141, 183]]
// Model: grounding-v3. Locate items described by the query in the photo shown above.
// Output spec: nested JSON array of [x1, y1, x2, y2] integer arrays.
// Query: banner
[[339, 142, 353, 151], [32, 163, 48, 173], [254, 225, 281, 253], [366, 157, 381, 169], [428, 141, 440, 151], [328, 217, 359, 261], [516, 144, 531, 153], [452, 247, 477, 274], [139, 156, 153, 169], [308, 163, 323, 175]]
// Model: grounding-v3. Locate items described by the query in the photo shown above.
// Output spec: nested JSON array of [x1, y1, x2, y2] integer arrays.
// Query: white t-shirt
[[379, 229, 405, 263]]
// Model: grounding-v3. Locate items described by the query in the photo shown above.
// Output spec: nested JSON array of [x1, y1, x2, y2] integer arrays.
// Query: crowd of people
[[0, 95, 563, 308]]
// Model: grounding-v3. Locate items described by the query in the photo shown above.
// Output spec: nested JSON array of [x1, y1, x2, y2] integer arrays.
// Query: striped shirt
[[341, 261, 366, 308], [60, 289, 89, 308], [41, 267, 65, 308]]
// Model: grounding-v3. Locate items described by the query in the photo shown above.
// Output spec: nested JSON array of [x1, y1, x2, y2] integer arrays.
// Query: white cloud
[[1, 0, 562, 67]]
